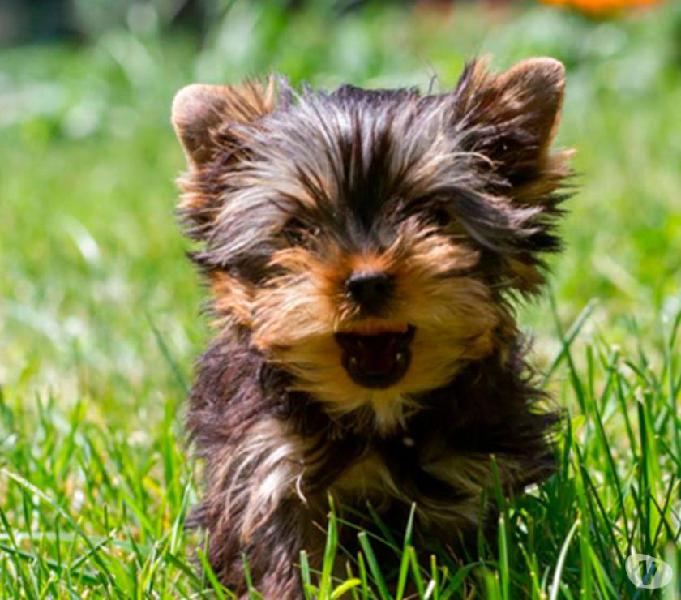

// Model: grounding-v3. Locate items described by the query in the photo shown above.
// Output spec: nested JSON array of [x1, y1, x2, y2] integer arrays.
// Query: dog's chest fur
[[189, 335, 555, 510], [327, 426, 500, 522], [247, 346, 553, 529]]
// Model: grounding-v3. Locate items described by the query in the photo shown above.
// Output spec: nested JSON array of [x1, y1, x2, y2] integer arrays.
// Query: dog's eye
[[430, 207, 452, 228], [283, 218, 318, 246]]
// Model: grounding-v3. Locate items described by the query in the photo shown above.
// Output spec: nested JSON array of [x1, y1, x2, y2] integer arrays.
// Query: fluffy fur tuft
[[173, 57, 572, 598]]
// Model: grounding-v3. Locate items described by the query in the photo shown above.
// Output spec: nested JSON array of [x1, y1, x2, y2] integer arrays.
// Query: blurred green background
[[2, 0, 680, 422], [1, 1, 680, 597]]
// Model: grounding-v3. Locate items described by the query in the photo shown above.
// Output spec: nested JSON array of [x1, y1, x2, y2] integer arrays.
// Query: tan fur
[[210, 271, 254, 327], [332, 452, 402, 506]]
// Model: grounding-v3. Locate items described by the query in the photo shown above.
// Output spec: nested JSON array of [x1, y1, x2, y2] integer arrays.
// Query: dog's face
[[173, 59, 570, 423]]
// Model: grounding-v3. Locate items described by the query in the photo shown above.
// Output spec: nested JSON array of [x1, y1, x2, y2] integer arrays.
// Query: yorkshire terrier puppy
[[172, 57, 572, 598]]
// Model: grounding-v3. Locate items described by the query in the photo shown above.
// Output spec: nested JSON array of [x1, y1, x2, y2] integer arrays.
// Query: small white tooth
[[396, 352, 404, 362], [349, 357, 358, 367]]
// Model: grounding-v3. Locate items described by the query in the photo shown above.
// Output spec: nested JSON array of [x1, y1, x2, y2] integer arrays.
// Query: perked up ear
[[454, 57, 567, 187], [454, 58, 572, 294], [171, 78, 276, 169], [172, 78, 277, 240], [496, 57, 565, 149]]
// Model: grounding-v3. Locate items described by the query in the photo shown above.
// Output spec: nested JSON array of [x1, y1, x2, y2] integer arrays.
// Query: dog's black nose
[[345, 271, 395, 313]]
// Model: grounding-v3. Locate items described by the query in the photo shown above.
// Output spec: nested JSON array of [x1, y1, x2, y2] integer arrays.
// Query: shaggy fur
[[172, 57, 572, 598]]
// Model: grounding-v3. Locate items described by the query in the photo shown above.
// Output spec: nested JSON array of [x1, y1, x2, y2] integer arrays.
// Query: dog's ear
[[453, 58, 572, 294], [454, 57, 567, 187], [172, 78, 276, 169], [173, 78, 277, 240]]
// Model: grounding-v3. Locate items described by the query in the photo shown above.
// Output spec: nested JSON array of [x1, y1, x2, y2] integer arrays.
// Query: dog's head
[[173, 58, 571, 422]]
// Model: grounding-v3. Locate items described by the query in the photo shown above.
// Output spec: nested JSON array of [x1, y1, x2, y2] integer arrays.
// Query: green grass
[[1, 1, 680, 597]]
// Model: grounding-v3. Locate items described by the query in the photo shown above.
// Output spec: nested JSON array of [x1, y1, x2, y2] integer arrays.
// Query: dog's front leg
[[191, 416, 326, 598]]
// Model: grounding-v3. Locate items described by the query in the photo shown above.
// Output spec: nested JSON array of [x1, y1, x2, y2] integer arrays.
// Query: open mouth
[[334, 324, 416, 389]]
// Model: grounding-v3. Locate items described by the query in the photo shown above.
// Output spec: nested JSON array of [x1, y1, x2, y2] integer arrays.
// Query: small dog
[[172, 57, 572, 598]]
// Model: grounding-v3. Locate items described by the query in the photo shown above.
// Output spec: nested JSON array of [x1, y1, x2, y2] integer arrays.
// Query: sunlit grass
[[0, 2, 679, 597]]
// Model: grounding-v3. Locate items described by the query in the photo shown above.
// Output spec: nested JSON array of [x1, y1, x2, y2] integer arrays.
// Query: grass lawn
[[0, 2, 679, 597]]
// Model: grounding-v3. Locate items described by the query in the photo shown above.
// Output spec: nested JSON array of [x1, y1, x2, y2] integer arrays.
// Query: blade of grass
[[542, 297, 597, 389], [358, 531, 390, 600], [318, 500, 339, 600], [548, 519, 579, 600]]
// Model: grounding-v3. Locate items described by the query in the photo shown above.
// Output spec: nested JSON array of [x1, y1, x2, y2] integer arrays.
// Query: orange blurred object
[[541, 0, 664, 15]]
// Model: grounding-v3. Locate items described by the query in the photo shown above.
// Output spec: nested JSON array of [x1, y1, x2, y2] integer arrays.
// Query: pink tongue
[[355, 336, 398, 374]]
